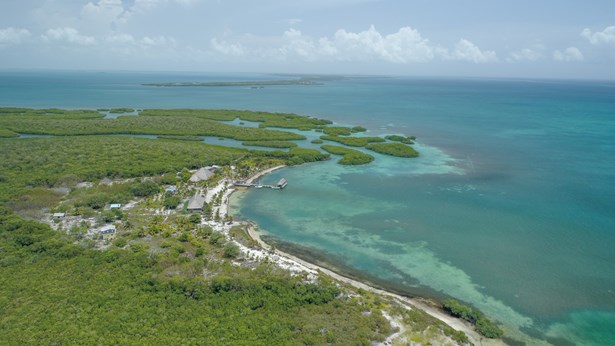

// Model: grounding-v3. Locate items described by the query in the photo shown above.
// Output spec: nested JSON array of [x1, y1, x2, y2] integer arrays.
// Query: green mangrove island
[[0, 107, 504, 345], [321, 145, 375, 165]]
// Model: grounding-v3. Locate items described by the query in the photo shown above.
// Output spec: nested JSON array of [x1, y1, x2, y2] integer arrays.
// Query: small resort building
[[52, 213, 66, 219], [99, 225, 116, 235], [189, 167, 216, 183], [109, 203, 122, 209], [187, 193, 206, 212]]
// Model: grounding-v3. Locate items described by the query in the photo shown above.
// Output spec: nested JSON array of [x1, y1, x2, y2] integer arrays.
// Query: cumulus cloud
[[278, 29, 323, 60], [210, 38, 245, 56], [0, 27, 31, 45], [450, 39, 498, 63], [106, 33, 135, 44], [581, 26, 615, 45], [140, 35, 176, 47], [507, 47, 544, 62], [330, 25, 441, 63], [82, 0, 125, 20], [210, 26, 498, 65], [42, 27, 96, 45], [131, 0, 199, 11], [553, 47, 584, 62]]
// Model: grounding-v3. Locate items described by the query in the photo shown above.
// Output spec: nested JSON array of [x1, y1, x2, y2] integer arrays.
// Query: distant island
[[143, 79, 322, 87]]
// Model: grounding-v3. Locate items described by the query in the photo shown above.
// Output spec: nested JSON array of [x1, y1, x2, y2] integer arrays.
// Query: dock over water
[[234, 178, 288, 190]]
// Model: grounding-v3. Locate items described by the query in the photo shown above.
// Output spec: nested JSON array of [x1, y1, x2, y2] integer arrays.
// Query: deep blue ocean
[[1, 70, 614, 345]]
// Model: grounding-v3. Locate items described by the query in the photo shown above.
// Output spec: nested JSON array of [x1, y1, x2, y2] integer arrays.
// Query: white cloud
[[210, 26, 498, 64], [581, 26, 615, 45], [279, 29, 319, 59], [275, 25, 446, 63], [140, 35, 176, 47], [553, 47, 584, 62], [330, 25, 441, 63], [210, 38, 245, 56], [82, 0, 125, 20], [131, 0, 199, 11], [106, 33, 135, 44], [42, 27, 96, 45], [507, 47, 544, 62], [0, 27, 31, 45], [210, 26, 498, 65], [450, 39, 498, 63]]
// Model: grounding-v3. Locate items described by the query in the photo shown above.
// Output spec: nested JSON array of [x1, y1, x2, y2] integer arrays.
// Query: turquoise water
[[1, 70, 614, 345]]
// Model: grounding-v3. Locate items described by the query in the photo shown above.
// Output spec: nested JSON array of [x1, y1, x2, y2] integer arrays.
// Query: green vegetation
[[242, 141, 298, 148], [0, 113, 305, 141], [286, 148, 330, 165], [351, 126, 367, 133], [365, 142, 419, 158], [321, 145, 374, 165], [388, 303, 469, 344], [385, 135, 416, 144], [311, 139, 324, 144], [0, 136, 245, 204], [443, 299, 504, 338], [108, 108, 135, 113], [323, 126, 352, 136], [140, 109, 332, 131], [320, 135, 386, 147], [250, 148, 330, 166], [0, 128, 18, 138], [0, 208, 393, 345], [229, 225, 257, 247], [130, 180, 160, 197], [0, 107, 103, 119]]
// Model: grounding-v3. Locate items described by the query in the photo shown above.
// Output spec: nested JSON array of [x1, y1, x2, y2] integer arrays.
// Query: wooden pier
[[234, 178, 288, 190]]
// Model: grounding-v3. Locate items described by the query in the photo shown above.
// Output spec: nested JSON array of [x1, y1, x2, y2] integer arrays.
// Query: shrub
[[223, 243, 240, 258], [114, 238, 127, 248], [85, 194, 108, 209], [130, 180, 160, 197], [163, 196, 181, 209], [442, 299, 503, 339], [188, 213, 201, 224]]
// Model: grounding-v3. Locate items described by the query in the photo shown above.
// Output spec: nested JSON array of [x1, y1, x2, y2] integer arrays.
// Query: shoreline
[[218, 165, 503, 346]]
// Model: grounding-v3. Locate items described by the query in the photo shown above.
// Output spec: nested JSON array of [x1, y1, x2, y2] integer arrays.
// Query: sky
[[1, 0, 614, 79]]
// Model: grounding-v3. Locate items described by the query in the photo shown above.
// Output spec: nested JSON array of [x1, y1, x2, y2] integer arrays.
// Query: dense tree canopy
[[0, 207, 393, 345]]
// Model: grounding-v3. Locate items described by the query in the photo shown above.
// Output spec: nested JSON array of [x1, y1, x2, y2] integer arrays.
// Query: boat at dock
[[276, 178, 287, 189]]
